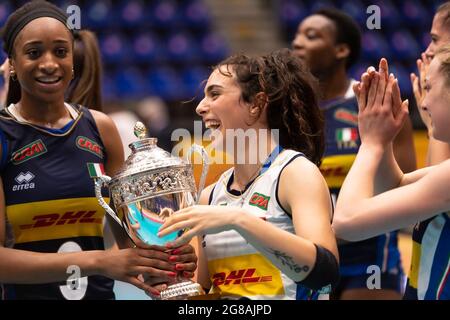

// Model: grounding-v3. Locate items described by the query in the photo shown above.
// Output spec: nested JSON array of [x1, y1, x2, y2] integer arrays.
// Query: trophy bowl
[[88, 122, 208, 300]]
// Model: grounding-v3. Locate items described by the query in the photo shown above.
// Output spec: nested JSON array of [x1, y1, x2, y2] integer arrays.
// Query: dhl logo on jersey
[[208, 253, 285, 297], [12, 139, 47, 165], [19, 211, 102, 230], [320, 154, 356, 188], [212, 268, 272, 286], [6, 197, 108, 243], [76, 136, 104, 159]]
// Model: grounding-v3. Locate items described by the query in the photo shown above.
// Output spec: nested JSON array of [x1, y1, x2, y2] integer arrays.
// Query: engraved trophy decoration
[[88, 122, 209, 300]]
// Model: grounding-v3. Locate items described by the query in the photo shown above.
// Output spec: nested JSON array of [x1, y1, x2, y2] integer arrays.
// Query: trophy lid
[[111, 122, 188, 182]]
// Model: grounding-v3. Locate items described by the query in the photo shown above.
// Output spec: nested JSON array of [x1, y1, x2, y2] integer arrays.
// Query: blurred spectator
[[135, 96, 173, 152], [0, 58, 10, 108], [104, 101, 143, 159]]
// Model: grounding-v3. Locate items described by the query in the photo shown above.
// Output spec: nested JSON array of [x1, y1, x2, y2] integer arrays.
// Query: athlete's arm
[[334, 159, 450, 241], [393, 116, 416, 173], [0, 178, 173, 291], [399, 165, 435, 186], [230, 158, 338, 285]]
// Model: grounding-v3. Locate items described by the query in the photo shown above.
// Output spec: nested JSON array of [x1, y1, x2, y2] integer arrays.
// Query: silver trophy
[[89, 122, 209, 300]]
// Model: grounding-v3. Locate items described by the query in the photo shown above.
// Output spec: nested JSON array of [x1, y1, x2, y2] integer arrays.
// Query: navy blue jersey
[[0, 105, 114, 300], [320, 97, 403, 292]]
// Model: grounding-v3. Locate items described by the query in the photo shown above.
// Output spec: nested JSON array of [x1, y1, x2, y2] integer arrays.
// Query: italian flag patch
[[336, 128, 358, 142], [87, 163, 105, 178]]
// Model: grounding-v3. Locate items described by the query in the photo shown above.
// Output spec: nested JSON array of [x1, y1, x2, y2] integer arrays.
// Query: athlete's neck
[[232, 129, 278, 191], [15, 94, 72, 128], [317, 66, 350, 102]]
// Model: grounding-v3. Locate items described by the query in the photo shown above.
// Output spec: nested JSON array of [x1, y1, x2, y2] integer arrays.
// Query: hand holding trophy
[[88, 122, 209, 299]]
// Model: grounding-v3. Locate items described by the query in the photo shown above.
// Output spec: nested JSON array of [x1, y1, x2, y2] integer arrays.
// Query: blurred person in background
[[66, 30, 103, 111], [135, 96, 173, 152], [292, 8, 416, 299], [411, 1, 450, 166], [0, 58, 10, 108]]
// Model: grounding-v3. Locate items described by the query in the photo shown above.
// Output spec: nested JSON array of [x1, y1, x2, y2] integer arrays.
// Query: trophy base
[[160, 281, 205, 300]]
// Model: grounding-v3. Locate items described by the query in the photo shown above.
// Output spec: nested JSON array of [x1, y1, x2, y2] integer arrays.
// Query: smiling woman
[[158, 49, 340, 300], [0, 0, 198, 300]]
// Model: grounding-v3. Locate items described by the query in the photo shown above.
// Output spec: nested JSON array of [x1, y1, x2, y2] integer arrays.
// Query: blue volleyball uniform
[[404, 213, 450, 300], [320, 94, 404, 295], [0, 104, 114, 300]]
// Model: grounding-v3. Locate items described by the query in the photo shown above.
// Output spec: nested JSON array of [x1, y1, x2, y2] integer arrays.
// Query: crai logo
[[12, 139, 47, 165], [249, 192, 270, 211], [76, 136, 104, 159]]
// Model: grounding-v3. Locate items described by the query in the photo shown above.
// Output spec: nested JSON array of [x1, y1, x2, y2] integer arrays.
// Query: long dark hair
[[65, 30, 103, 110], [216, 49, 325, 166]]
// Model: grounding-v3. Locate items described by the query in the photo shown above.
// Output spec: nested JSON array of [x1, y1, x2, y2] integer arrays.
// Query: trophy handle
[[93, 176, 122, 226], [187, 144, 209, 204]]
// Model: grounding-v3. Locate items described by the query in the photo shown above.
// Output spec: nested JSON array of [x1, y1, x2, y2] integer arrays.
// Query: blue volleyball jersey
[[320, 95, 403, 288], [404, 213, 450, 300], [0, 104, 114, 300]]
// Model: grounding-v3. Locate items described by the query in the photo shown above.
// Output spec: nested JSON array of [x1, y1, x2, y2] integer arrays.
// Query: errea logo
[[13, 171, 36, 191]]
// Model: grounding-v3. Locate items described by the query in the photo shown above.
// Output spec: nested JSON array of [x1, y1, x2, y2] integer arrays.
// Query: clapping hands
[[353, 58, 409, 147]]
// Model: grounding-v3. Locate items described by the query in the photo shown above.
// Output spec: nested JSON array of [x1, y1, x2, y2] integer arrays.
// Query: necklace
[[232, 145, 283, 207], [234, 163, 264, 207]]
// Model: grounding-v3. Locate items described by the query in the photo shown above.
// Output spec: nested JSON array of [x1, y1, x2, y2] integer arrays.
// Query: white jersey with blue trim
[[204, 149, 327, 300]]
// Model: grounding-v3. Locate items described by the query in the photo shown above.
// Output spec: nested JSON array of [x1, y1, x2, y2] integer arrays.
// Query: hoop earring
[[10, 70, 17, 81]]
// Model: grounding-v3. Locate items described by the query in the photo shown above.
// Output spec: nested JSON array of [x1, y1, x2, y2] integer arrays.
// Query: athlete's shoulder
[[88, 109, 118, 132]]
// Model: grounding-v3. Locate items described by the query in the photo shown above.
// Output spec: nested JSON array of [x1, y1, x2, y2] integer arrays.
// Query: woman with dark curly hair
[[158, 49, 339, 300]]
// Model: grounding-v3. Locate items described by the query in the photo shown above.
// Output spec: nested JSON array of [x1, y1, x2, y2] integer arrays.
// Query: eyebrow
[[23, 39, 70, 46], [205, 84, 223, 94], [430, 32, 439, 39]]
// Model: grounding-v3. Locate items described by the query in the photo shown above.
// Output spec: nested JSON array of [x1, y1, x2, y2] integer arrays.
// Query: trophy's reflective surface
[[118, 192, 194, 247]]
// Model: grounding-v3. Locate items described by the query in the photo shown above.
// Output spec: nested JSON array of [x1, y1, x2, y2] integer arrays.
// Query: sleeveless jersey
[[205, 149, 325, 300], [404, 212, 450, 300], [0, 104, 114, 300], [320, 92, 403, 286]]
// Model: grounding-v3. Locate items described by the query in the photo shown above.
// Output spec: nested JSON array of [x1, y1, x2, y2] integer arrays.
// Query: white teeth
[[37, 77, 60, 84], [205, 121, 221, 129]]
